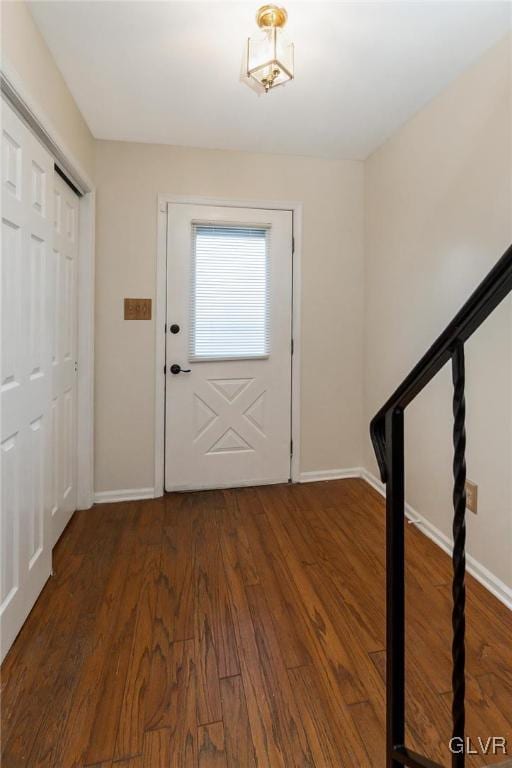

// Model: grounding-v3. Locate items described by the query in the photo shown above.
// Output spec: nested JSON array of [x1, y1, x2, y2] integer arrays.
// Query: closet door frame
[[2, 69, 95, 512]]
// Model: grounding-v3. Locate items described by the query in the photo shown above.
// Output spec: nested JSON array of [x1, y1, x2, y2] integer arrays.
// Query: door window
[[189, 223, 270, 361]]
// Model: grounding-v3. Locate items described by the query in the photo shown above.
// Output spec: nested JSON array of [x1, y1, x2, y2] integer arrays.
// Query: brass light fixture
[[246, 5, 294, 93]]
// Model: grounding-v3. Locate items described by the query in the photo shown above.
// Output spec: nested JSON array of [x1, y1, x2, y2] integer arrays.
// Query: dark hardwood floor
[[1, 479, 511, 767]]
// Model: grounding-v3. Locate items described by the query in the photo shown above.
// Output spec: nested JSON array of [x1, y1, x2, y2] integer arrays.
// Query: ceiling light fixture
[[246, 5, 294, 93]]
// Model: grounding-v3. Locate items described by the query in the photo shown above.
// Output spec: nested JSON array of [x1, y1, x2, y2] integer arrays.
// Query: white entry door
[[50, 172, 79, 546], [165, 204, 293, 491], [1, 100, 53, 661]]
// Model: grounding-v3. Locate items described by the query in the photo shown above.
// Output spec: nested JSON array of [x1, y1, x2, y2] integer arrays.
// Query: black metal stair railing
[[370, 244, 512, 768]]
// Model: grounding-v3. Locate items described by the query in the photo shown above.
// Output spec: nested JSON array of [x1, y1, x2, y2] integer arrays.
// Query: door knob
[[170, 364, 191, 374]]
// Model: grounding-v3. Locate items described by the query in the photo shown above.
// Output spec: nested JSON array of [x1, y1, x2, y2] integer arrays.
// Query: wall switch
[[465, 480, 478, 514]]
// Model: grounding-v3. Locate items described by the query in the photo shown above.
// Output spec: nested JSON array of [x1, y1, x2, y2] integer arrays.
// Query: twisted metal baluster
[[451, 341, 467, 768]]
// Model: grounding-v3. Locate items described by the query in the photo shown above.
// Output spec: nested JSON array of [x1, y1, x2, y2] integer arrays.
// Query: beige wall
[[94, 142, 365, 492], [1, 0, 94, 179], [364, 35, 512, 590]]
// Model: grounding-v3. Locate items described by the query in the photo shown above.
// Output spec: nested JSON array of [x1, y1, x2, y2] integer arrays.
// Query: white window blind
[[190, 223, 270, 361]]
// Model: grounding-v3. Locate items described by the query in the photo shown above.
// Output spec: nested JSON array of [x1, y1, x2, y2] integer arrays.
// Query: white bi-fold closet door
[[1, 99, 79, 662]]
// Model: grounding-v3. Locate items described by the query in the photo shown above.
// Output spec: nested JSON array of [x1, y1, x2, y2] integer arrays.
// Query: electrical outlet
[[465, 480, 478, 514]]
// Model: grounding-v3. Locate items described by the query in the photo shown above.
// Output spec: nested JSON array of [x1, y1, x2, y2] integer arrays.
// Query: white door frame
[[154, 194, 302, 496], [1, 68, 95, 510]]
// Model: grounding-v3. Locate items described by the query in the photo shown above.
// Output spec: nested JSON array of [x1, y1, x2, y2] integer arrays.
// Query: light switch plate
[[465, 480, 478, 514]]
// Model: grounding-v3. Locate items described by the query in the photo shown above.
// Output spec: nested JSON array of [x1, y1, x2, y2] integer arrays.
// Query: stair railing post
[[451, 341, 467, 768], [385, 406, 406, 767]]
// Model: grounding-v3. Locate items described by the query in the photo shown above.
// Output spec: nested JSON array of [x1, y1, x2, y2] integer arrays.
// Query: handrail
[[371, 244, 512, 483], [370, 244, 512, 768]]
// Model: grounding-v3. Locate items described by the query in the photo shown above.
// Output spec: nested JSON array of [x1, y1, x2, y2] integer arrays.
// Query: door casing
[[154, 194, 303, 497]]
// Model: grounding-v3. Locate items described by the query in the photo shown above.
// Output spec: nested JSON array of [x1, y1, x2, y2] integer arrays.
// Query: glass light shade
[[246, 27, 294, 92]]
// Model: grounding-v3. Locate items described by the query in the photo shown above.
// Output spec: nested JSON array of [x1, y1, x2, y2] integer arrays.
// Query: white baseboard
[[94, 487, 155, 504], [360, 469, 512, 611], [299, 467, 363, 483], [360, 468, 386, 496]]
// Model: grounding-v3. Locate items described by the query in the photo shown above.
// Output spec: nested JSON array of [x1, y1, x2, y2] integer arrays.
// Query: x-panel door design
[[165, 204, 293, 491]]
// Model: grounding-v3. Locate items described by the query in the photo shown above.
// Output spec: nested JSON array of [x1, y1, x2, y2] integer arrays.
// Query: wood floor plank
[[256, 484, 317, 566], [83, 513, 154, 765], [287, 665, 343, 767], [304, 561, 387, 708], [324, 503, 386, 576], [219, 512, 287, 768], [260, 499, 370, 765], [219, 675, 257, 768], [263, 500, 369, 711], [114, 543, 162, 760], [25, 610, 98, 768], [245, 508, 312, 669], [348, 699, 387, 768], [288, 478, 347, 511], [25, 509, 137, 765], [234, 487, 265, 515], [305, 528, 386, 660], [141, 728, 171, 767], [144, 524, 183, 731], [163, 502, 198, 642], [308, 552, 385, 654], [144, 638, 197, 763], [167, 639, 198, 767], [50, 512, 143, 768], [144, 496, 200, 731], [476, 673, 512, 728], [211, 573, 240, 681], [198, 722, 228, 768], [245, 584, 314, 766], [194, 508, 223, 725], [221, 490, 260, 586]]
